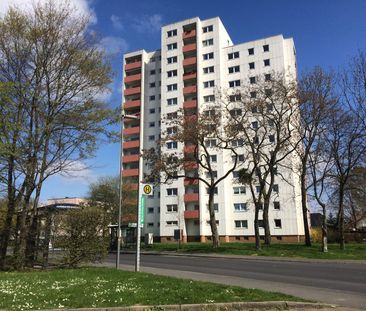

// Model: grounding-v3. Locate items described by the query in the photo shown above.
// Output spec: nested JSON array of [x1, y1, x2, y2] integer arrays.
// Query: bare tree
[[227, 74, 300, 247], [144, 106, 239, 248], [0, 1, 114, 269], [296, 67, 338, 246]]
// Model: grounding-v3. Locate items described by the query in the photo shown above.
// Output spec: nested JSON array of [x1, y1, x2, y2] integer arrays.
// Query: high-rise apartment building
[[122, 17, 304, 243]]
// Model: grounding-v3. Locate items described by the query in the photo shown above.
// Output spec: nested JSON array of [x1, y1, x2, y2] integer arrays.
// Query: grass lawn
[[0, 267, 301, 310], [144, 242, 366, 260]]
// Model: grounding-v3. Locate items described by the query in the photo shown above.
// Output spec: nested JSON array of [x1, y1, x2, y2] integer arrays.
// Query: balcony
[[123, 140, 140, 149], [183, 100, 197, 110], [124, 126, 140, 135], [183, 29, 196, 40], [124, 100, 141, 110], [183, 72, 197, 81], [184, 161, 198, 171], [123, 154, 140, 163], [125, 61, 142, 71], [124, 73, 142, 84], [184, 193, 199, 203], [183, 43, 197, 53], [183, 57, 197, 67], [183, 85, 197, 95], [124, 86, 141, 96], [184, 178, 199, 186], [122, 168, 139, 177], [184, 210, 199, 219], [184, 144, 196, 154]]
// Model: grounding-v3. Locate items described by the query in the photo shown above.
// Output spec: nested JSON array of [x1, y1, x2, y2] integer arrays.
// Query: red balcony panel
[[124, 114, 140, 123], [183, 43, 197, 53], [183, 85, 197, 95], [184, 178, 199, 186], [125, 61, 142, 71], [183, 57, 197, 67], [184, 161, 198, 170], [130, 183, 139, 191], [184, 145, 196, 154], [124, 100, 141, 110], [183, 100, 197, 110], [183, 72, 197, 81], [184, 193, 199, 203], [123, 140, 140, 149], [122, 168, 139, 177], [124, 126, 140, 135], [123, 154, 140, 163], [124, 73, 142, 84], [124, 87, 141, 96], [183, 29, 196, 39], [184, 210, 199, 219]]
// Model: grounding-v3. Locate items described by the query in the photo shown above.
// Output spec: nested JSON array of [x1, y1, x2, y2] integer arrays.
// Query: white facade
[[122, 17, 304, 243]]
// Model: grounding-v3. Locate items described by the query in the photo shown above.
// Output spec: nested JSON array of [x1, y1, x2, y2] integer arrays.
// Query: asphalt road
[[102, 252, 366, 309]]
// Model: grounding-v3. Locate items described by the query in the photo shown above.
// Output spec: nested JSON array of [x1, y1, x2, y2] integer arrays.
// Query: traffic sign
[[141, 183, 154, 196]]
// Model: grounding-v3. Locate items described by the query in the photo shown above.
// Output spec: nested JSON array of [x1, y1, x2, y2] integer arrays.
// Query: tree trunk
[[339, 186, 345, 250], [254, 202, 261, 250], [42, 209, 52, 268], [208, 189, 219, 248], [263, 198, 271, 246], [321, 204, 328, 253], [300, 169, 311, 246]]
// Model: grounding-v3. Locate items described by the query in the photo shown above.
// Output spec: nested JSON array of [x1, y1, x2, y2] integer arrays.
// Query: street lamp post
[[116, 113, 140, 270]]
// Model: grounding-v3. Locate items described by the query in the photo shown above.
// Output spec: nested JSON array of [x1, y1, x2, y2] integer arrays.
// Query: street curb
[[116, 250, 366, 265], [38, 301, 336, 311]]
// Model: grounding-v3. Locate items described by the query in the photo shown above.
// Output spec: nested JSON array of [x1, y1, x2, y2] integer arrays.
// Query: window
[[204, 95, 215, 102], [167, 29, 177, 37], [264, 59, 270, 66], [274, 219, 282, 228], [231, 139, 244, 147], [265, 89, 273, 96], [258, 220, 264, 227], [167, 56, 177, 64], [233, 187, 246, 194], [166, 188, 178, 196], [232, 171, 240, 178], [203, 52, 214, 60], [150, 69, 156, 75], [269, 134, 275, 143], [202, 25, 213, 32], [273, 184, 279, 193], [213, 203, 219, 212], [148, 135, 155, 141], [203, 80, 215, 88], [149, 122, 155, 127], [263, 44, 269, 52], [166, 221, 178, 226], [228, 51, 239, 60], [251, 106, 258, 113], [149, 95, 155, 101], [248, 48, 254, 55], [265, 74, 271, 82], [253, 136, 259, 144], [274, 201, 280, 210], [205, 171, 217, 178], [206, 187, 218, 194], [229, 80, 241, 88], [250, 77, 256, 84], [167, 127, 177, 134], [228, 65, 240, 74], [232, 154, 245, 162], [249, 62, 255, 69], [256, 185, 261, 193], [252, 121, 259, 129], [167, 43, 177, 50], [235, 220, 248, 228], [230, 108, 242, 116], [150, 57, 156, 62], [167, 84, 177, 91], [209, 154, 217, 162], [147, 222, 154, 227], [205, 139, 216, 147], [167, 70, 177, 77], [167, 112, 178, 119], [250, 91, 257, 98], [267, 103, 274, 111], [202, 38, 214, 46], [167, 204, 178, 212], [166, 141, 177, 149], [150, 82, 155, 88], [203, 66, 214, 74], [229, 94, 241, 102], [149, 108, 156, 114], [147, 207, 154, 214], [167, 98, 178, 106]]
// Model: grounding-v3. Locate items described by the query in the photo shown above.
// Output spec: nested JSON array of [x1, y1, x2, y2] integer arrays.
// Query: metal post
[[116, 114, 124, 269], [135, 194, 141, 272]]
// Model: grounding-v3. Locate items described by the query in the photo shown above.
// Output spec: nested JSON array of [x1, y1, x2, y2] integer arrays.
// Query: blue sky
[[6, 0, 364, 202]]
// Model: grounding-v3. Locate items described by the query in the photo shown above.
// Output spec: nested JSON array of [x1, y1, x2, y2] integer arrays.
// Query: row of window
[[167, 25, 214, 38], [228, 45, 270, 59]]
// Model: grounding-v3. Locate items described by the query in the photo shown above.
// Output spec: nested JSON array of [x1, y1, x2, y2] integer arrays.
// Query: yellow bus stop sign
[[142, 184, 154, 196]]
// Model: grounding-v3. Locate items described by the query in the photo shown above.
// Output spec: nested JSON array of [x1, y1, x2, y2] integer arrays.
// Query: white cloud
[[111, 14, 123, 31], [58, 160, 97, 185], [132, 14, 162, 33], [0, 0, 97, 24], [99, 36, 129, 56]]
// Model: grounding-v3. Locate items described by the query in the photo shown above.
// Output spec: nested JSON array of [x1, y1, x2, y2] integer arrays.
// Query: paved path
[[101, 252, 366, 310]]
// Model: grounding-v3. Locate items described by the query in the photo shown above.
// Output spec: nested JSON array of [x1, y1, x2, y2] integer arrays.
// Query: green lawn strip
[[0, 267, 302, 310], [144, 243, 366, 260]]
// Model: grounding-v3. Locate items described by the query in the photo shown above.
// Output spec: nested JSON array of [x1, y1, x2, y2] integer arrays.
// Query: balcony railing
[[183, 57, 197, 67], [183, 85, 197, 95], [184, 210, 199, 219], [123, 140, 140, 149], [124, 126, 140, 136], [183, 29, 196, 40], [183, 72, 197, 81], [124, 86, 141, 96], [124, 100, 141, 110], [184, 178, 199, 186], [124, 73, 142, 84], [183, 43, 197, 53], [125, 61, 142, 71], [122, 168, 139, 177], [123, 154, 140, 163], [184, 193, 199, 203], [183, 100, 197, 110]]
